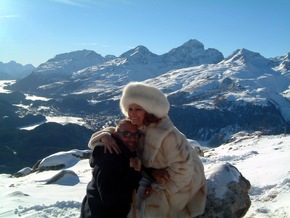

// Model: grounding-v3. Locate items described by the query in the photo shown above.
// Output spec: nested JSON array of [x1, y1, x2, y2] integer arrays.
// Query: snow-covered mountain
[[270, 52, 290, 78], [9, 39, 223, 95], [0, 61, 35, 80], [4, 39, 290, 146], [36, 49, 110, 75], [143, 49, 290, 145], [149, 48, 290, 120], [162, 39, 223, 67]]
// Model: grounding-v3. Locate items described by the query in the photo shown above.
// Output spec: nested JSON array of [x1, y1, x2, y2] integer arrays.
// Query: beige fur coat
[[88, 116, 207, 218]]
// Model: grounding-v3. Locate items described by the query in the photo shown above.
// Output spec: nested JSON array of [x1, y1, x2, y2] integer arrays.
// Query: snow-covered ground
[[0, 80, 15, 93], [203, 133, 290, 217], [0, 81, 87, 130], [18, 116, 87, 130], [0, 133, 289, 218]]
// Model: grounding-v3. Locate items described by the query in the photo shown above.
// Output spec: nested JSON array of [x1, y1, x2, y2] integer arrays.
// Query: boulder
[[46, 170, 80, 186], [13, 167, 32, 178], [198, 162, 251, 218]]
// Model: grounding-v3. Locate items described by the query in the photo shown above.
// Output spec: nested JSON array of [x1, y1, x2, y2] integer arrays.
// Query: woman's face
[[128, 103, 146, 127]]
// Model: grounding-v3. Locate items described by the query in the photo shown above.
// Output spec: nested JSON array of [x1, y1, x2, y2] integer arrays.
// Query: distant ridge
[[8, 39, 224, 95], [0, 61, 35, 80]]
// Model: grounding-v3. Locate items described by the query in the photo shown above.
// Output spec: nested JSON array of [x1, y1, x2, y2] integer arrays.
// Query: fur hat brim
[[120, 82, 170, 118]]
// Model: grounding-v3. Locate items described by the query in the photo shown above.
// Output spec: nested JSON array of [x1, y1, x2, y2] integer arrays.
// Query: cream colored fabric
[[88, 127, 115, 149], [120, 82, 170, 118], [88, 116, 207, 218], [137, 116, 207, 218]]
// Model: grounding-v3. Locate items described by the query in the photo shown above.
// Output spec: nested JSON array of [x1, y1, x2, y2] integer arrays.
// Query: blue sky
[[1, 0, 290, 67]]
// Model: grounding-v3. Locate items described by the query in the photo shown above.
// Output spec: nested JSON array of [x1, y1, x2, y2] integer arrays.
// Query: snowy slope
[[146, 49, 290, 122], [271, 52, 290, 78], [0, 133, 289, 218]]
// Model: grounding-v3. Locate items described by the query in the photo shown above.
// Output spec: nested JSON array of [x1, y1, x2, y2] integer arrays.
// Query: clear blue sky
[[1, 0, 290, 67]]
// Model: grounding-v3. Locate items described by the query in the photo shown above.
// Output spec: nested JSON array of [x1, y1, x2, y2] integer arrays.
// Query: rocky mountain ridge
[[2, 39, 290, 147], [8, 39, 224, 95], [0, 61, 35, 80]]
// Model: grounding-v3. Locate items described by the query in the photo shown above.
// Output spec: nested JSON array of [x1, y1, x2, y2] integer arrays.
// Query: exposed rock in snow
[[45, 170, 80, 185], [200, 162, 251, 217], [13, 167, 33, 178]]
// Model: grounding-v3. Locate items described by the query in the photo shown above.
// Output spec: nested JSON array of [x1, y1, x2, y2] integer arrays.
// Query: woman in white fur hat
[[88, 82, 207, 218]]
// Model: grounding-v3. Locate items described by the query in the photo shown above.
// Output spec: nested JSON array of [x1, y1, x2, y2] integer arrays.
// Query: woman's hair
[[143, 113, 162, 126]]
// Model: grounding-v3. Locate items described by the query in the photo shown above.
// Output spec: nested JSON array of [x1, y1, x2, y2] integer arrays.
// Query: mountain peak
[[119, 45, 159, 64], [224, 48, 270, 67], [181, 39, 204, 50], [49, 49, 104, 62], [37, 50, 106, 74], [0, 61, 35, 80], [270, 52, 290, 75], [167, 39, 204, 56], [135, 45, 150, 53], [163, 39, 223, 65], [120, 45, 155, 58]]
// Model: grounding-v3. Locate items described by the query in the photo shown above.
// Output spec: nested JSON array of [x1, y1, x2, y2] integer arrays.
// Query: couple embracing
[[81, 82, 207, 218]]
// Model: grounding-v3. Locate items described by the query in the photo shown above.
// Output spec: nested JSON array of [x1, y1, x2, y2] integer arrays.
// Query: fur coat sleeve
[[87, 127, 115, 149]]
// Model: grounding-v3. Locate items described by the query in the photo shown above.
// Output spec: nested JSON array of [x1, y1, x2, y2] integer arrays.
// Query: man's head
[[114, 119, 140, 152]]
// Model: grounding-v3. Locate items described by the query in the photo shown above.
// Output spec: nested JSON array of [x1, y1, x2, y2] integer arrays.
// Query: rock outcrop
[[199, 162, 251, 218]]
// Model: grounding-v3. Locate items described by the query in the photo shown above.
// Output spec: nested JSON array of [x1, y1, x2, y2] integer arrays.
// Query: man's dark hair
[[116, 119, 133, 131]]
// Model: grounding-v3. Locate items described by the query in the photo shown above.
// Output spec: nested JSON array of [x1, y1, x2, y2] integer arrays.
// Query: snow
[[145, 53, 290, 122], [0, 82, 85, 130], [0, 80, 15, 93], [24, 94, 51, 101], [206, 163, 240, 199], [0, 134, 289, 218], [45, 116, 86, 126], [203, 133, 290, 217], [38, 150, 88, 169], [19, 116, 86, 130]]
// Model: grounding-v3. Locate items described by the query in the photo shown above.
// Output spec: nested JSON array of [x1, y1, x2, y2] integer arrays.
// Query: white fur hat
[[120, 82, 170, 118]]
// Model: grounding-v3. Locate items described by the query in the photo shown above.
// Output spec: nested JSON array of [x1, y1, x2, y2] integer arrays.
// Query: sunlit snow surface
[[0, 134, 289, 218], [0, 81, 87, 130], [24, 94, 51, 101], [18, 116, 86, 130], [0, 80, 15, 93]]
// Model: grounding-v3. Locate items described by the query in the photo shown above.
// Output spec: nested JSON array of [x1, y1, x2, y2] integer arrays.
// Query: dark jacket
[[80, 135, 142, 218]]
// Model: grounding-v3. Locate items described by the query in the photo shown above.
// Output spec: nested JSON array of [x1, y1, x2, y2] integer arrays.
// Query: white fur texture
[[120, 82, 170, 118]]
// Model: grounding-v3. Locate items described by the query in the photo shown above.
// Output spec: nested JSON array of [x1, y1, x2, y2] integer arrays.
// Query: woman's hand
[[151, 169, 170, 184], [101, 135, 121, 154]]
